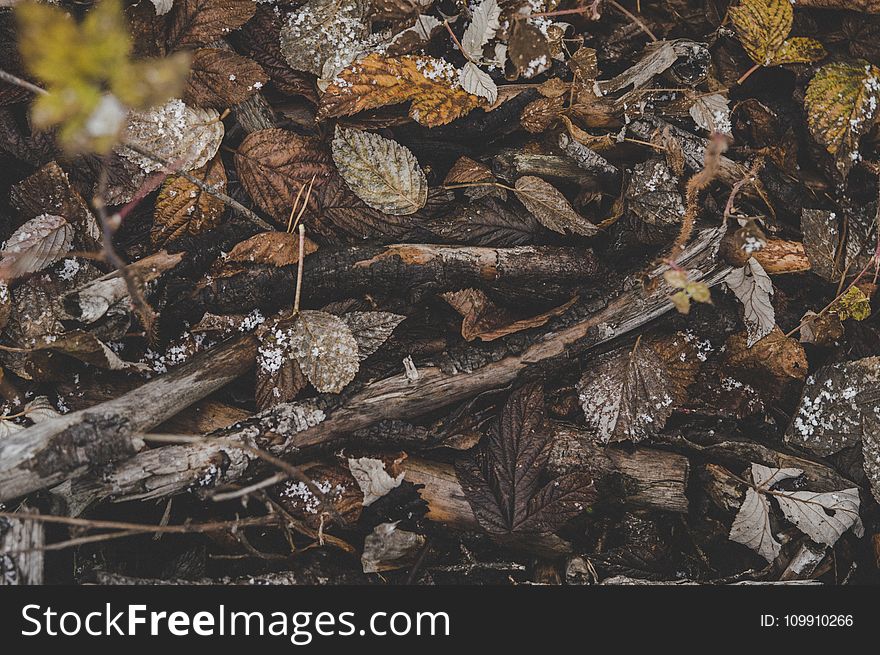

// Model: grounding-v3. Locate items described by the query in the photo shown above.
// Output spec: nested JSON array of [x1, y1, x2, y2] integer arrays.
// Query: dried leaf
[[730, 463, 802, 562], [0, 214, 74, 280], [361, 522, 425, 573], [256, 325, 308, 410], [318, 53, 482, 127], [459, 61, 498, 104], [456, 383, 594, 535], [121, 99, 224, 175], [165, 0, 256, 49], [775, 488, 863, 546], [279, 0, 369, 78], [798, 310, 844, 346], [508, 19, 551, 79], [276, 464, 362, 528], [235, 128, 333, 223], [785, 356, 880, 456], [722, 326, 808, 391], [442, 289, 576, 342], [625, 159, 686, 244], [724, 257, 775, 347], [443, 156, 494, 186], [225, 231, 318, 269], [801, 208, 877, 282], [576, 333, 702, 443], [520, 95, 564, 133], [461, 0, 500, 60], [331, 126, 427, 215], [514, 176, 598, 236], [185, 48, 268, 109], [805, 61, 880, 177], [341, 311, 405, 360], [153, 157, 227, 247], [689, 93, 732, 135], [348, 456, 405, 506], [729, 0, 826, 67], [36, 330, 148, 372], [290, 310, 360, 393], [830, 286, 872, 321]]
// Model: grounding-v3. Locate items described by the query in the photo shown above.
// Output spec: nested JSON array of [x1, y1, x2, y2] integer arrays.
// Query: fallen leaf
[[625, 159, 686, 244], [507, 19, 551, 79], [724, 256, 775, 347], [318, 53, 483, 127], [722, 326, 808, 391], [801, 208, 876, 282], [689, 93, 732, 135], [0, 214, 74, 280], [341, 311, 405, 360], [461, 0, 501, 61], [153, 157, 227, 247], [278, 0, 369, 78], [514, 176, 598, 236], [576, 333, 702, 443], [348, 456, 405, 506], [805, 60, 880, 177], [235, 128, 333, 223], [459, 61, 498, 104], [185, 48, 269, 108], [361, 521, 425, 573], [165, 0, 256, 50], [290, 310, 360, 393], [729, 0, 826, 68], [331, 126, 427, 215]]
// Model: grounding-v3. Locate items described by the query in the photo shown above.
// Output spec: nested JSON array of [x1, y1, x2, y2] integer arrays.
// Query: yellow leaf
[[670, 290, 691, 314], [729, 0, 825, 67], [830, 286, 872, 321], [318, 54, 483, 128], [805, 60, 880, 177]]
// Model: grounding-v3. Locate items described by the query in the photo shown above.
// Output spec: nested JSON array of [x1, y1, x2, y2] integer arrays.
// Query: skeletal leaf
[[514, 176, 598, 236], [775, 488, 863, 546], [290, 310, 360, 393], [724, 257, 775, 347], [348, 456, 405, 506], [0, 214, 74, 280], [319, 54, 482, 127], [185, 48, 268, 108], [278, 0, 369, 77], [341, 311, 405, 360], [331, 126, 427, 215], [461, 0, 501, 60], [153, 157, 227, 247], [730, 463, 802, 562], [121, 99, 224, 174], [576, 333, 702, 443], [785, 356, 880, 456], [235, 128, 333, 222], [459, 61, 498, 104], [729, 0, 826, 67], [805, 61, 880, 177], [165, 0, 256, 49]]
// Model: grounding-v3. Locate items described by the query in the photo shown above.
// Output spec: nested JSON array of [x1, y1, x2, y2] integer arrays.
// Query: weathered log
[[59, 229, 728, 509], [0, 506, 43, 585], [0, 335, 258, 502], [200, 244, 603, 314]]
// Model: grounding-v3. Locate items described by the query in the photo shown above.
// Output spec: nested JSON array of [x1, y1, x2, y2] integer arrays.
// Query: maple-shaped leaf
[[278, 0, 369, 78], [729, 0, 826, 68], [290, 310, 360, 393], [153, 156, 227, 247], [730, 463, 862, 562], [234, 128, 333, 223], [318, 53, 483, 128], [514, 176, 598, 236], [185, 48, 269, 109], [576, 333, 702, 443], [724, 256, 775, 347], [121, 99, 224, 174], [785, 356, 880, 456], [165, 0, 256, 50], [805, 60, 880, 177], [331, 126, 427, 215], [0, 214, 74, 280], [455, 383, 595, 535]]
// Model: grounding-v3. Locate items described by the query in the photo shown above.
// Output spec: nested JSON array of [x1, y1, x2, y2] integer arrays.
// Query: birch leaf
[[576, 333, 702, 443], [461, 0, 501, 61], [805, 61, 880, 177], [724, 257, 774, 347], [0, 214, 74, 280], [290, 310, 360, 393], [514, 176, 598, 236], [459, 61, 498, 104], [278, 0, 369, 77], [342, 311, 405, 360], [331, 126, 427, 215]]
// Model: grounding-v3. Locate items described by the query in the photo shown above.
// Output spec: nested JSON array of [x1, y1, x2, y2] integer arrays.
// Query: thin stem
[[607, 0, 657, 41], [294, 223, 305, 314], [0, 68, 47, 96], [736, 62, 762, 86], [443, 19, 475, 64]]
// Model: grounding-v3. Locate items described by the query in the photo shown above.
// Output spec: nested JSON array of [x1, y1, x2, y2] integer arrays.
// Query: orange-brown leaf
[[153, 157, 227, 247]]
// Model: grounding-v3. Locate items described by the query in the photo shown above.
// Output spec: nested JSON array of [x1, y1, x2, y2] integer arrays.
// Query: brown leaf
[[318, 53, 482, 128], [153, 157, 227, 247], [256, 327, 308, 411], [576, 333, 703, 443], [290, 310, 360, 393], [165, 0, 256, 50], [226, 231, 319, 268], [0, 214, 74, 280], [235, 128, 333, 223], [185, 48, 268, 108], [443, 156, 494, 186], [508, 19, 552, 79], [341, 311, 405, 360], [274, 464, 362, 528], [35, 330, 148, 372], [442, 289, 577, 342], [520, 95, 564, 133], [514, 176, 598, 236]]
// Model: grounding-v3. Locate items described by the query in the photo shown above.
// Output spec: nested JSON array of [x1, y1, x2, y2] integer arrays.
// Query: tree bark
[[0, 506, 43, 585]]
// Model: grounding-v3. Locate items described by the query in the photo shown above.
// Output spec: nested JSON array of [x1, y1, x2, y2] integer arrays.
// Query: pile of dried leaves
[[1, 0, 879, 586]]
